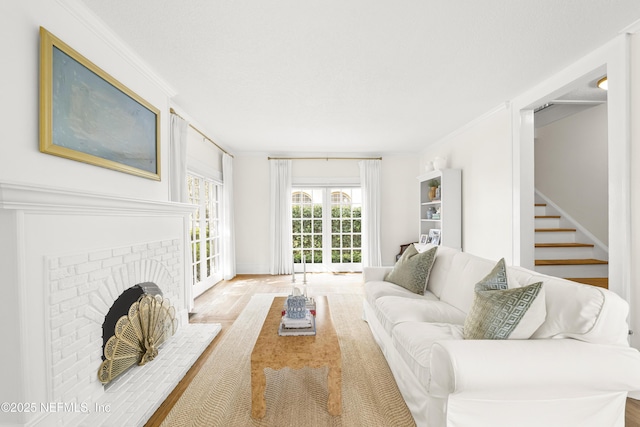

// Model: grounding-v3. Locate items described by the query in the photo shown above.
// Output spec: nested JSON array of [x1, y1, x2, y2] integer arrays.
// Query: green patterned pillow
[[464, 258, 546, 339], [384, 244, 438, 295]]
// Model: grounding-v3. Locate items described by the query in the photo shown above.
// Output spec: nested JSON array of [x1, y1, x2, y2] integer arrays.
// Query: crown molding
[[620, 18, 640, 35], [55, 0, 177, 97]]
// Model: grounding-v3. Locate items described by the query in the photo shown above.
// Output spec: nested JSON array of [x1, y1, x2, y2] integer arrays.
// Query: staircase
[[534, 195, 609, 288]]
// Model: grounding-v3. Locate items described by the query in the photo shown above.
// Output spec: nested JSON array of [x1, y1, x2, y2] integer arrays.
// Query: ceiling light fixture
[[597, 76, 608, 90]]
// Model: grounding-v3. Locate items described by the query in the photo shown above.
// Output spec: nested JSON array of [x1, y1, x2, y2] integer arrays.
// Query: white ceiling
[[78, 0, 640, 155]]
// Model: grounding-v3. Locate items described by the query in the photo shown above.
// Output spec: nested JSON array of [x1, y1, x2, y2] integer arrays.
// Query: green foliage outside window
[[292, 202, 362, 264]]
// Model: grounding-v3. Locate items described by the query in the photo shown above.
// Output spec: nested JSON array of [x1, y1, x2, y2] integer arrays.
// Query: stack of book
[[279, 308, 316, 336]]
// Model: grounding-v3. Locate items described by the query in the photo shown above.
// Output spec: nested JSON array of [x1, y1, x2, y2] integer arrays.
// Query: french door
[[188, 173, 223, 297], [291, 187, 362, 272]]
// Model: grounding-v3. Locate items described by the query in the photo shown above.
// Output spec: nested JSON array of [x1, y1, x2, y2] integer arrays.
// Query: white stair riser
[[535, 217, 561, 228], [535, 246, 595, 259], [534, 206, 547, 216], [535, 231, 576, 244], [534, 264, 608, 278]]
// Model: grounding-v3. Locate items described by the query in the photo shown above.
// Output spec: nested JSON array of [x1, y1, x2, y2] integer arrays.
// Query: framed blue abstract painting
[[39, 27, 160, 180]]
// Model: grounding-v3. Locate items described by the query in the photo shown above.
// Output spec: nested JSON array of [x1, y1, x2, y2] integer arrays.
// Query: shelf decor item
[[433, 156, 448, 170], [428, 229, 441, 245], [428, 178, 440, 201], [39, 27, 160, 180]]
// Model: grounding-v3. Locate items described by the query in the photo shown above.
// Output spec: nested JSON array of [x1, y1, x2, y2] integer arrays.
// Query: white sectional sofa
[[362, 244, 640, 427]]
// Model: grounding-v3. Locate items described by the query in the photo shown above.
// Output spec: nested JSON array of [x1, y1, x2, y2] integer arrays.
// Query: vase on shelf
[[433, 156, 447, 170], [429, 186, 437, 201]]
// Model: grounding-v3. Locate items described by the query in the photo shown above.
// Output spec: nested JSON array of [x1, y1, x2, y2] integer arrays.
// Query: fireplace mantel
[[0, 180, 219, 426], [0, 181, 196, 215]]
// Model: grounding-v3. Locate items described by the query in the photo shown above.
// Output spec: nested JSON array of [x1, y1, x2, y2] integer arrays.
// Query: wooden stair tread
[[566, 278, 609, 289], [535, 228, 576, 232], [535, 203, 547, 206], [535, 243, 594, 248], [535, 215, 560, 219], [535, 259, 608, 266]]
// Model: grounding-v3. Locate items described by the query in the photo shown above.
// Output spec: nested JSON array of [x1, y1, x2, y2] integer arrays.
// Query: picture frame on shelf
[[419, 234, 428, 245], [39, 27, 161, 180], [428, 229, 441, 245]]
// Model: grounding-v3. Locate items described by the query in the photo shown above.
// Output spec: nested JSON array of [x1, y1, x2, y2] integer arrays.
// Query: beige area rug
[[160, 293, 416, 427]]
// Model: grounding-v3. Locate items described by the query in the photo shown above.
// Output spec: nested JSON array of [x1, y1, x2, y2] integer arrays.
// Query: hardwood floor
[[144, 273, 640, 426]]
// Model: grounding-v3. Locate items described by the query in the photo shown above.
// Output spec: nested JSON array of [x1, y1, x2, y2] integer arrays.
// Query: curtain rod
[[268, 156, 382, 161], [170, 108, 234, 158]]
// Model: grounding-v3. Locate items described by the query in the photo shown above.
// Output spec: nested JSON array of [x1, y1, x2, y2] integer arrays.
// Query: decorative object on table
[[432, 156, 447, 170], [302, 253, 307, 284], [419, 234, 428, 245], [306, 296, 317, 316], [279, 295, 316, 336], [285, 295, 307, 319], [282, 295, 317, 317], [279, 313, 316, 336], [428, 229, 441, 245], [291, 253, 296, 283], [39, 27, 160, 180]]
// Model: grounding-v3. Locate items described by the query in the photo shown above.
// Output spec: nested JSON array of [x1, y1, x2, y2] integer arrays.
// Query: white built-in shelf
[[417, 169, 461, 249]]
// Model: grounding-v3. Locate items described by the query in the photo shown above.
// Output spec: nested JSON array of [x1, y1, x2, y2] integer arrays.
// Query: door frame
[[511, 35, 631, 310]]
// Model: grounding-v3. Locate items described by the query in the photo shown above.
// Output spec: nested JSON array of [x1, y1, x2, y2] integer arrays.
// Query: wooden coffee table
[[251, 295, 342, 418]]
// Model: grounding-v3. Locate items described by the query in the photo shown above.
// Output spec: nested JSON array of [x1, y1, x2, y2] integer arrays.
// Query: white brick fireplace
[[0, 182, 221, 426]]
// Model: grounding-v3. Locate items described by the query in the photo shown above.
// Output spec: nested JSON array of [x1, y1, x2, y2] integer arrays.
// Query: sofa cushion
[[364, 280, 439, 308], [384, 244, 438, 295], [375, 296, 467, 335], [509, 266, 629, 345], [425, 245, 460, 298], [392, 322, 464, 387], [438, 252, 498, 314], [464, 259, 546, 339]]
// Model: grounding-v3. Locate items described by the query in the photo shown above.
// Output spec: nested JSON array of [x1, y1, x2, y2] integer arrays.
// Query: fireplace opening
[[98, 282, 177, 384], [101, 282, 162, 360]]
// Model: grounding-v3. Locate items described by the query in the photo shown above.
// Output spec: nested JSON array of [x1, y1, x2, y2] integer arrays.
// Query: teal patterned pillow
[[464, 258, 546, 339], [384, 244, 438, 295]]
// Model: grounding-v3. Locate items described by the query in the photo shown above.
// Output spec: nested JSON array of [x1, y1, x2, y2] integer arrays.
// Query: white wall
[[419, 107, 514, 263], [379, 155, 420, 264], [233, 155, 416, 273], [535, 104, 608, 245], [0, 1, 172, 200], [630, 32, 640, 347], [0, 3, 187, 424]]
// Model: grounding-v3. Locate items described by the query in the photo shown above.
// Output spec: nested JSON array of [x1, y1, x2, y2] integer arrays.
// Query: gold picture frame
[[39, 27, 161, 180]]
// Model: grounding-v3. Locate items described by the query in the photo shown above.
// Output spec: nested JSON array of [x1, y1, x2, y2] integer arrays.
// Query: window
[[188, 173, 222, 297], [292, 188, 324, 265], [330, 188, 361, 264], [292, 187, 362, 272]]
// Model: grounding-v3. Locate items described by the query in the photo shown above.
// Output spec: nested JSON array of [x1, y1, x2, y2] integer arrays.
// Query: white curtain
[[222, 153, 236, 280], [269, 159, 293, 275], [359, 159, 382, 267], [169, 113, 189, 202]]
